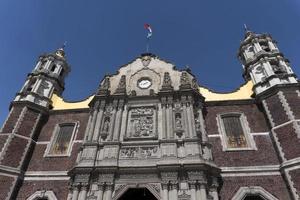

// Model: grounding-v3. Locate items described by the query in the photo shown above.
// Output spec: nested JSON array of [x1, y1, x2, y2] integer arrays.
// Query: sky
[[0, 0, 300, 125]]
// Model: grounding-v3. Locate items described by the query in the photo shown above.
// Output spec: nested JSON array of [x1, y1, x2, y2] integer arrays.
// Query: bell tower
[[14, 46, 70, 108], [0, 46, 70, 200], [238, 27, 297, 95], [239, 28, 300, 199]]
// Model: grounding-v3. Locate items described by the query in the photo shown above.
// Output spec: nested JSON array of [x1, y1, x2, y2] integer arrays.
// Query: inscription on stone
[[120, 146, 159, 159]]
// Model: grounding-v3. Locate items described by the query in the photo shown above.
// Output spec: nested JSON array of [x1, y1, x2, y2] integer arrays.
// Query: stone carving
[[175, 113, 183, 130], [161, 72, 173, 90], [100, 117, 110, 139], [141, 55, 152, 67], [115, 75, 126, 94], [180, 72, 191, 88], [98, 173, 114, 182], [191, 78, 198, 90], [187, 171, 206, 183], [178, 190, 191, 200], [113, 184, 127, 198], [97, 76, 110, 95], [74, 174, 89, 183], [194, 113, 201, 133], [120, 146, 159, 159], [128, 107, 155, 138], [149, 183, 161, 194], [161, 172, 178, 181], [255, 65, 267, 82]]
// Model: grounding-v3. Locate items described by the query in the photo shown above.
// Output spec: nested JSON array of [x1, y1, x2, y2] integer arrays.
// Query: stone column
[[72, 185, 79, 200], [113, 100, 124, 141], [161, 103, 167, 139], [167, 98, 174, 138], [88, 106, 99, 141], [196, 184, 201, 200], [186, 98, 196, 138], [67, 187, 73, 200], [78, 184, 88, 200], [169, 181, 178, 200], [161, 182, 169, 200], [97, 183, 105, 200], [93, 101, 105, 141], [108, 101, 118, 141], [119, 105, 128, 141], [189, 181, 197, 200], [253, 39, 262, 52], [104, 183, 113, 200], [199, 184, 207, 200]]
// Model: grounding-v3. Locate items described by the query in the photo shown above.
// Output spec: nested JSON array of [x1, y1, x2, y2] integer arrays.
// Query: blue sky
[[0, 0, 300, 125]]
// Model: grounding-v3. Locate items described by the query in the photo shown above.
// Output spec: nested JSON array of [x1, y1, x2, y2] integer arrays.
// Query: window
[[217, 113, 256, 151], [259, 41, 270, 52], [47, 123, 77, 156], [26, 78, 37, 92], [50, 64, 56, 72]]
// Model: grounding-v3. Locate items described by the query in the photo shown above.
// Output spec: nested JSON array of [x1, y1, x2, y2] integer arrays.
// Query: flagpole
[[146, 38, 150, 53]]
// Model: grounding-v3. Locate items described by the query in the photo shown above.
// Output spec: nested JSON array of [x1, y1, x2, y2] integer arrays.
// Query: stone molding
[[231, 186, 278, 200], [26, 190, 58, 200]]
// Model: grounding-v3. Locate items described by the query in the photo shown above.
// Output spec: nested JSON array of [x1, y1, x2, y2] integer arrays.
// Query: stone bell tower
[[239, 28, 300, 200], [0, 46, 70, 200]]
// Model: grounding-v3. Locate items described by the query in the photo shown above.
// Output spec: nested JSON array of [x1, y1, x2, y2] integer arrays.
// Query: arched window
[[217, 113, 256, 151], [46, 122, 78, 156]]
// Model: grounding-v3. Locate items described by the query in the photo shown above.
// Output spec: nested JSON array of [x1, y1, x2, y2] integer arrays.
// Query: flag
[[144, 23, 152, 39]]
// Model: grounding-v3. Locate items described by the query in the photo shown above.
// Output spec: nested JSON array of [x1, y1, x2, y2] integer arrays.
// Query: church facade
[[0, 30, 300, 200]]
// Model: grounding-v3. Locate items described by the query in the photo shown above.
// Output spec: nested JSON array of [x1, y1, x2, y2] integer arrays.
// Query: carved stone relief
[[127, 107, 156, 138], [141, 55, 152, 67], [161, 72, 173, 90], [115, 75, 126, 94], [103, 146, 118, 159], [119, 146, 159, 159], [180, 72, 191, 88], [74, 174, 90, 183]]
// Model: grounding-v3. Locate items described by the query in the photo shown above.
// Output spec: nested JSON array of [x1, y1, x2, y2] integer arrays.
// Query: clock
[[138, 78, 152, 89]]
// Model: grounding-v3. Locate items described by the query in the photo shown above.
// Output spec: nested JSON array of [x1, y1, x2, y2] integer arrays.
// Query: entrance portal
[[118, 188, 157, 200]]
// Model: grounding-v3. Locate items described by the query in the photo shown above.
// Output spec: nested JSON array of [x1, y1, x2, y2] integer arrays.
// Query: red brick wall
[[274, 123, 300, 160], [0, 175, 16, 200], [210, 135, 279, 167], [289, 169, 300, 196], [220, 175, 290, 200], [0, 107, 23, 133], [265, 94, 289, 126], [284, 90, 300, 119]]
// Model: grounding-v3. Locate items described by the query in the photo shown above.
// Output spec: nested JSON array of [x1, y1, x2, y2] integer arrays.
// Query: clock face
[[138, 79, 152, 89]]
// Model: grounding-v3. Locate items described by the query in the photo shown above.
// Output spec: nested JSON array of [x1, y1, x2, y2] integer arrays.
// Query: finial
[[55, 41, 67, 58]]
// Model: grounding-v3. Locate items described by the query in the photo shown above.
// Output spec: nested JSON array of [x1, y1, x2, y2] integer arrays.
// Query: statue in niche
[[194, 113, 201, 131], [130, 107, 154, 138], [102, 117, 110, 132], [175, 113, 182, 129]]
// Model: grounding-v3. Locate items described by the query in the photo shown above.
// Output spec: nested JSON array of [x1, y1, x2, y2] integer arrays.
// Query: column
[[93, 101, 105, 141], [161, 103, 167, 139], [67, 187, 73, 200], [169, 181, 178, 200], [78, 184, 88, 200], [108, 101, 117, 141], [267, 39, 277, 51], [105, 183, 113, 200], [181, 96, 190, 138], [196, 184, 201, 200], [187, 99, 196, 138], [119, 105, 128, 141], [199, 184, 207, 200], [97, 183, 104, 200], [88, 105, 99, 141], [253, 39, 262, 53], [72, 185, 79, 200], [167, 99, 174, 138], [113, 100, 124, 141], [189, 181, 197, 200], [161, 182, 169, 200]]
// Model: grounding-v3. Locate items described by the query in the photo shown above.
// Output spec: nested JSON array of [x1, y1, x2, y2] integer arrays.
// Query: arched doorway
[[118, 188, 157, 200]]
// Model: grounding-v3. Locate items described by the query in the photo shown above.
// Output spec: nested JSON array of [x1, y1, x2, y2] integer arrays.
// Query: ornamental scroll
[[127, 107, 157, 138]]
